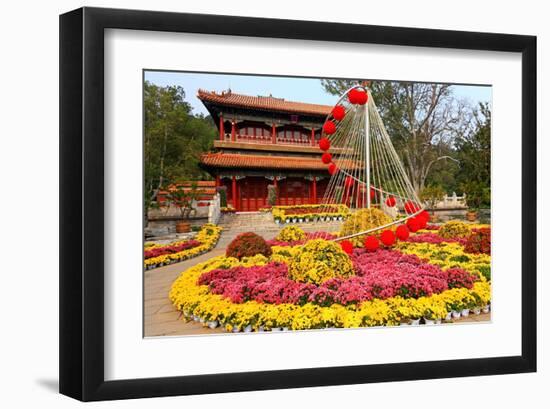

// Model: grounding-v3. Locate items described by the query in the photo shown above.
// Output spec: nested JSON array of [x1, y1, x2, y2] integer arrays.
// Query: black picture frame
[[59, 7, 537, 401]]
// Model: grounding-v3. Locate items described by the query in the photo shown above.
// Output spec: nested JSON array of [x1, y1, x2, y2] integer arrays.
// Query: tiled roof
[[200, 152, 328, 171], [197, 89, 332, 116]]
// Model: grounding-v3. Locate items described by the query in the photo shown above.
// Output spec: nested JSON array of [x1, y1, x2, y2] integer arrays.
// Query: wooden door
[[239, 177, 268, 211], [279, 178, 309, 206]]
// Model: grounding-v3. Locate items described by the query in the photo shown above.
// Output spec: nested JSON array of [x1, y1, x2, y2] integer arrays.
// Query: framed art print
[[59, 7, 537, 401]]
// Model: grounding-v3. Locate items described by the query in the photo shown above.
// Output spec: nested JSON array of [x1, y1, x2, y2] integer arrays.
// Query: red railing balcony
[[223, 133, 319, 147]]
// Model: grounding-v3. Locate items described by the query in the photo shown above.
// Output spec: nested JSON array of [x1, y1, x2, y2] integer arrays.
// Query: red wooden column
[[231, 121, 236, 142], [232, 176, 238, 210], [271, 123, 276, 144], [219, 114, 224, 141], [273, 176, 278, 205], [311, 128, 315, 146], [215, 175, 220, 187], [312, 177, 317, 204]]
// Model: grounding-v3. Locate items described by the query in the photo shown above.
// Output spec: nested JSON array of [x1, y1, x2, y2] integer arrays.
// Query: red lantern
[[319, 137, 331, 151], [417, 215, 428, 230], [364, 236, 380, 252], [396, 225, 410, 241], [332, 105, 346, 121], [404, 200, 419, 214], [355, 89, 368, 105], [323, 120, 336, 135], [348, 88, 359, 104], [328, 163, 338, 175], [385, 195, 396, 207], [370, 187, 376, 200], [339, 240, 354, 255], [406, 217, 421, 233], [380, 230, 396, 246], [416, 210, 430, 229], [345, 176, 354, 187], [321, 152, 332, 164]]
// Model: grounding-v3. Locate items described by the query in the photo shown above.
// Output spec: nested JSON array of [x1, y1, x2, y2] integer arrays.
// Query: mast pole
[[365, 90, 371, 208]]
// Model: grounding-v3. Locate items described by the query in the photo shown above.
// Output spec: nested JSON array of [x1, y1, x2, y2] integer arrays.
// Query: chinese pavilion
[[198, 89, 334, 211]]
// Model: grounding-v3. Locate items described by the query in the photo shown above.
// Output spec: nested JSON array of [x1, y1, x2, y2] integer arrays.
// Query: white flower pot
[[275, 220, 280, 224], [445, 312, 452, 321], [292, 218, 297, 223], [451, 310, 461, 319], [193, 315, 200, 322], [282, 327, 290, 331], [271, 327, 281, 331], [298, 218, 303, 223], [482, 305, 490, 314], [243, 325, 253, 333], [461, 309, 470, 317], [207, 320, 218, 329], [258, 326, 265, 332], [285, 219, 290, 224], [232, 326, 240, 333], [423, 317, 435, 325], [410, 319, 420, 326], [473, 308, 481, 315], [338, 216, 343, 221], [435, 319, 442, 325]]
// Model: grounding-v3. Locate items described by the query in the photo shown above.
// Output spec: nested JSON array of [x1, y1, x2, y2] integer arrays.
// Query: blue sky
[[144, 70, 492, 117]]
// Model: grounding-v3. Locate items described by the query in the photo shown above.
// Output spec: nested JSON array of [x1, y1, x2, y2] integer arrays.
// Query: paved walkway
[[144, 226, 250, 337]]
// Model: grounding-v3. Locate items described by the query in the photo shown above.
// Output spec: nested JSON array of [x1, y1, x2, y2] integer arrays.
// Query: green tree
[[455, 102, 491, 189], [144, 81, 216, 225], [320, 79, 468, 194], [420, 184, 446, 210]]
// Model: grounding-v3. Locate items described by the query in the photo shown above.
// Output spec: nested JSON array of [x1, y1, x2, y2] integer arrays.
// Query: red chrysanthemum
[[328, 163, 338, 175], [323, 120, 336, 135], [339, 240, 354, 255], [321, 152, 333, 164], [332, 105, 346, 121], [385, 195, 396, 207], [380, 229, 396, 247], [364, 236, 380, 252], [396, 225, 410, 241], [319, 137, 331, 151]]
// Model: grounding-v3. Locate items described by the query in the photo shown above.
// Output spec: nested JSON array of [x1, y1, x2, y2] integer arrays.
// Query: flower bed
[[144, 224, 222, 270], [144, 240, 201, 259], [395, 241, 491, 282], [272, 204, 349, 224], [169, 222, 491, 331], [267, 231, 337, 247]]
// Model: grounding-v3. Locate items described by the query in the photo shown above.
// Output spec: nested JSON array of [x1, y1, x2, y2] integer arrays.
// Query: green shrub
[[226, 232, 272, 260], [217, 186, 228, 207]]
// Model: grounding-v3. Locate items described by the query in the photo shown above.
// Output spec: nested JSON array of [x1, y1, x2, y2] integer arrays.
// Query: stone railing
[[432, 193, 467, 209]]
